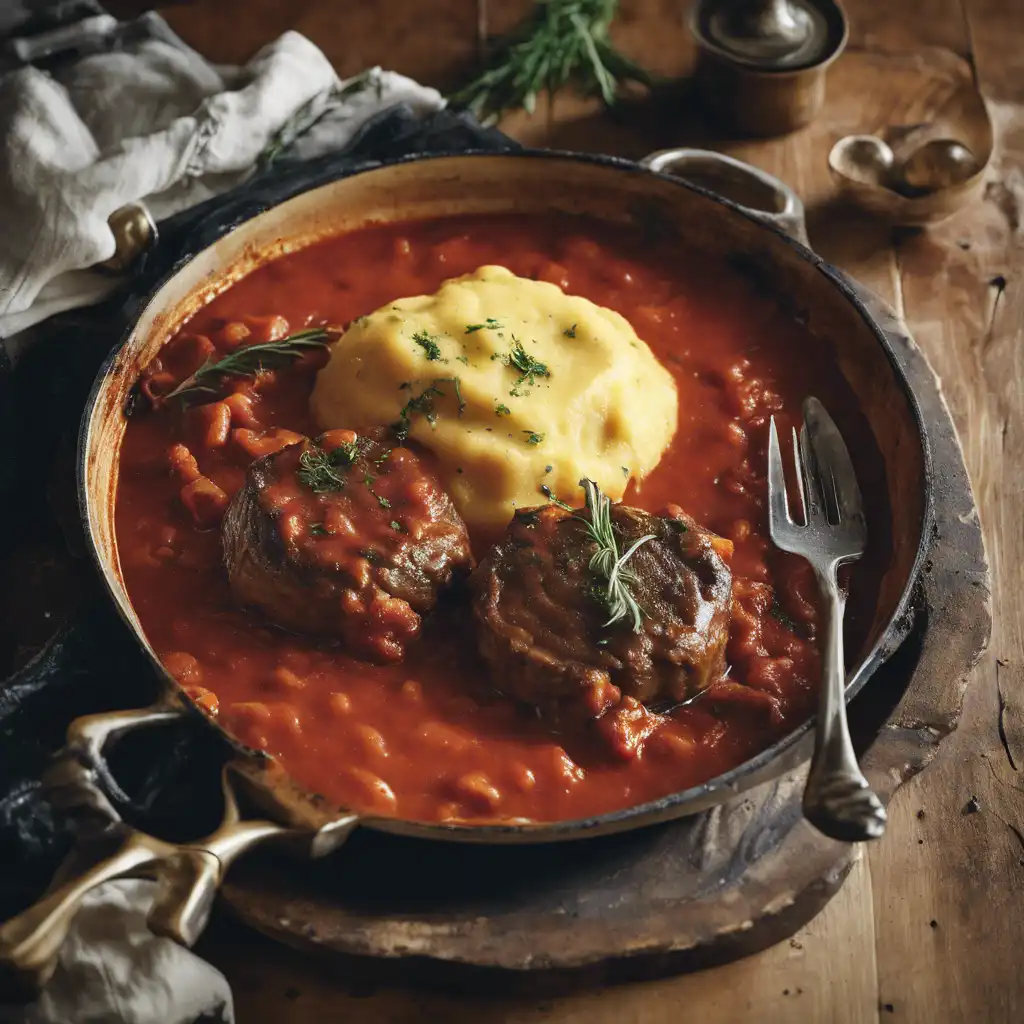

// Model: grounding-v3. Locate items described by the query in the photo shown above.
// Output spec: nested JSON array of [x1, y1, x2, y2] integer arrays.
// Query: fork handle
[[802, 574, 888, 842]]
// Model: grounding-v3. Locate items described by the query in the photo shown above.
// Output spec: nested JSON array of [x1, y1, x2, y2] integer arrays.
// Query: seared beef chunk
[[470, 501, 732, 723], [222, 427, 473, 662]]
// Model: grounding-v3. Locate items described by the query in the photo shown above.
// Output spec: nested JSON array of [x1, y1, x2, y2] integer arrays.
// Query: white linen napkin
[[0, 11, 444, 351], [0, 882, 233, 1024], [0, 8, 444, 1021]]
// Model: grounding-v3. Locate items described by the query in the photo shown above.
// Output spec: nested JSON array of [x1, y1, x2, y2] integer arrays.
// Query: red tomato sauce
[[116, 213, 879, 824]]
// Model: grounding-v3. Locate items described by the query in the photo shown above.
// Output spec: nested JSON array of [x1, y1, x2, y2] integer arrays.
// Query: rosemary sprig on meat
[[165, 326, 340, 406], [577, 478, 654, 632], [448, 0, 654, 124]]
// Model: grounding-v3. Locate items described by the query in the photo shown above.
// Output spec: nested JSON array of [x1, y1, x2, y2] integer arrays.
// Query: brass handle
[[641, 148, 810, 247], [97, 202, 159, 274], [0, 701, 359, 995]]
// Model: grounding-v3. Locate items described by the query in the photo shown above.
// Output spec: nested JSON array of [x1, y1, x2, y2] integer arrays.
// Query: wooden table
[[15, 1, 1024, 1020]]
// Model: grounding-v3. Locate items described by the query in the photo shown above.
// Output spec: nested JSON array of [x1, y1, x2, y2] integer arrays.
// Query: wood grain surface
[[23, 0, 1024, 1021]]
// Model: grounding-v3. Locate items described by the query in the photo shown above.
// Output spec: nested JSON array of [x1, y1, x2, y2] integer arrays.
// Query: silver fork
[[768, 396, 887, 842]]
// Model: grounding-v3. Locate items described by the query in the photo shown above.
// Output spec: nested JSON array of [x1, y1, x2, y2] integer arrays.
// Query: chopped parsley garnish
[[564, 324, 577, 338], [540, 484, 573, 510], [362, 473, 391, 509], [393, 377, 465, 440], [507, 337, 550, 396], [297, 439, 366, 493], [495, 403, 511, 416], [523, 430, 545, 445], [622, 466, 630, 477], [309, 523, 329, 536], [465, 318, 503, 333], [390, 520, 404, 532], [412, 330, 444, 361], [455, 355, 470, 365], [770, 600, 799, 632]]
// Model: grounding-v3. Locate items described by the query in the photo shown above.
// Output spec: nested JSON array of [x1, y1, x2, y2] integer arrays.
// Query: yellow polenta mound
[[310, 266, 677, 535]]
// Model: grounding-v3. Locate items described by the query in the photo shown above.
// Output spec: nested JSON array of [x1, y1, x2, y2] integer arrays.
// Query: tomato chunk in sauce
[[116, 213, 883, 824]]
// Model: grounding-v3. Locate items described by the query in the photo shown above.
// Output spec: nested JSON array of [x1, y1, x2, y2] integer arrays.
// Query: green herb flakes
[[412, 330, 444, 361], [540, 484, 573, 510], [465, 318, 504, 333], [393, 377, 466, 440], [507, 337, 550, 396], [297, 439, 367, 494]]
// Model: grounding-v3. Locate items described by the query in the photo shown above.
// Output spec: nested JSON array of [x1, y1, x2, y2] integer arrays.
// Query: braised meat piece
[[470, 494, 732, 723], [222, 427, 473, 662]]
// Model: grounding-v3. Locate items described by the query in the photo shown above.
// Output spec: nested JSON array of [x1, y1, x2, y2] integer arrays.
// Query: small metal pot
[[690, 0, 850, 136]]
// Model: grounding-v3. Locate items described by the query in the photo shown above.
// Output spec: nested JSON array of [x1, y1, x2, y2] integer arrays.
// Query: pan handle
[[0, 701, 358, 995], [640, 148, 810, 248]]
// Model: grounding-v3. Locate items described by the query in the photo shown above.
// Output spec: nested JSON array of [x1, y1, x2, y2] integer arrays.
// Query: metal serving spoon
[[767, 397, 887, 842]]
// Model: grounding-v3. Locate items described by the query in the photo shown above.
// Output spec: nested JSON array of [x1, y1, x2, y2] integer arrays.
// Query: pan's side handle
[[641, 148, 810, 248], [0, 702, 359, 996]]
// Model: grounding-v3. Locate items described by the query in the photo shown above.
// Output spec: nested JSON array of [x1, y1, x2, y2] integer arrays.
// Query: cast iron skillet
[[0, 149, 932, 987]]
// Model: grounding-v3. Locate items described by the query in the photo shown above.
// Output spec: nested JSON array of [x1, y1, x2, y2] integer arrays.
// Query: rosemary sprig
[[448, 0, 654, 125], [577, 478, 654, 632], [164, 327, 339, 406]]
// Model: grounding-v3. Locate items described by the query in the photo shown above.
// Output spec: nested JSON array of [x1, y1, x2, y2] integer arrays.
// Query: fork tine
[[791, 425, 807, 524], [797, 420, 827, 524], [767, 416, 791, 528], [803, 396, 866, 527]]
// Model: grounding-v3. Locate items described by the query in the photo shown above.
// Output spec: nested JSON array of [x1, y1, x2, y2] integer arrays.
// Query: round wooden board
[[220, 293, 991, 994]]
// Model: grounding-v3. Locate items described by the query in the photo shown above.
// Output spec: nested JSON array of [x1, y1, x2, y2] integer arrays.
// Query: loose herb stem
[[164, 327, 339, 407]]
